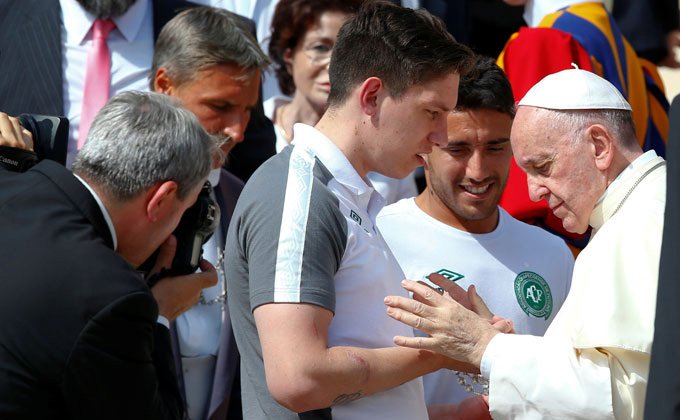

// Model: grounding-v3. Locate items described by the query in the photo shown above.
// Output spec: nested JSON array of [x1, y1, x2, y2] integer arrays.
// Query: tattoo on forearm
[[332, 391, 363, 405]]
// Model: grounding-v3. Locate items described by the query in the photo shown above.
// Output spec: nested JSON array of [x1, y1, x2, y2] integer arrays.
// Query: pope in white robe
[[383, 69, 667, 420]]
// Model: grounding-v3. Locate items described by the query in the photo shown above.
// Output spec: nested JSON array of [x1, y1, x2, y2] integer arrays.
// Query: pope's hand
[[384, 277, 499, 368]]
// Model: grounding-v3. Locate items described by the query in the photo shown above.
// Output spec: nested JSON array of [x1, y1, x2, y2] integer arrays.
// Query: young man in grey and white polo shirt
[[224, 2, 476, 419]]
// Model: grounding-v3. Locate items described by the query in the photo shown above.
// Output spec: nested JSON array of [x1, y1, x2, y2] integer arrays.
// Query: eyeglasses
[[302, 43, 333, 65]]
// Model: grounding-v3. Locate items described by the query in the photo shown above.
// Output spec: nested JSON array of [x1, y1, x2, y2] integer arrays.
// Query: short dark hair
[[150, 6, 270, 89], [456, 55, 516, 117], [269, 0, 365, 96], [327, 1, 474, 106]]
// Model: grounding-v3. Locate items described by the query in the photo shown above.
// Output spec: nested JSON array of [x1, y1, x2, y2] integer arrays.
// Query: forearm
[[267, 344, 451, 412]]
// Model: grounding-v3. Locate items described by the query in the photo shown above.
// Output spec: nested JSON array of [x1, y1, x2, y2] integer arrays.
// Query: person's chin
[[457, 201, 496, 221], [561, 217, 587, 234]]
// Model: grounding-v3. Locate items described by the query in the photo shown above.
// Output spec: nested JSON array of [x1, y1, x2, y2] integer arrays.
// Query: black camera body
[[166, 181, 221, 276], [0, 114, 68, 172], [141, 181, 220, 280]]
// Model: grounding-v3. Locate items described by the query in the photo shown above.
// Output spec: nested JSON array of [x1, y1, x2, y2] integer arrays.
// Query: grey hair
[[72, 91, 215, 201], [545, 108, 638, 149], [150, 6, 270, 88]]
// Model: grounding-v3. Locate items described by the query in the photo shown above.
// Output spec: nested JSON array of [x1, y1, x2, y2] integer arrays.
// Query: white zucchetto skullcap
[[518, 69, 632, 111]]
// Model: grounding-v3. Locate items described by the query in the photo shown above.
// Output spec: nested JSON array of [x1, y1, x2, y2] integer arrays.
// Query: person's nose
[[428, 119, 448, 148], [221, 110, 251, 144], [527, 175, 548, 202], [466, 151, 487, 181]]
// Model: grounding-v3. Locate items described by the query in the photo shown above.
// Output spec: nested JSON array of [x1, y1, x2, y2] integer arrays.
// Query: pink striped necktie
[[78, 18, 116, 150]]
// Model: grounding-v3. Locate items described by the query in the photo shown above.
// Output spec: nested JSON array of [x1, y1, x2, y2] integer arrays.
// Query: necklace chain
[[198, 248, 227, 305], [612, 160, 665, 217], [455, 371, 489, 396]]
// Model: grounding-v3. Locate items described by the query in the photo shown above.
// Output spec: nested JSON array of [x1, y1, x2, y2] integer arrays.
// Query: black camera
[[167, 181, 221, 275], [142, 180, 221, 281], [0, 114, 68, 172]]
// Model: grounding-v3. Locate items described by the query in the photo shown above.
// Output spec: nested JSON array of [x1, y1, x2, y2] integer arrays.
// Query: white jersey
[[377, 198, 574, 406]]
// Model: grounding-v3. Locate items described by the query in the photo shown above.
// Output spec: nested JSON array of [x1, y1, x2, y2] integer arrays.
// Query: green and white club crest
[[514, 271, 553, 320]]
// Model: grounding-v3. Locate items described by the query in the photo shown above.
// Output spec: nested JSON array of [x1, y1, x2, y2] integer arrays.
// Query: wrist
[[469, 329, 499, 369]]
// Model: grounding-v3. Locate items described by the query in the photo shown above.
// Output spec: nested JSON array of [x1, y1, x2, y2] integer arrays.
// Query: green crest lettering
[[514, 271, 553, 320]]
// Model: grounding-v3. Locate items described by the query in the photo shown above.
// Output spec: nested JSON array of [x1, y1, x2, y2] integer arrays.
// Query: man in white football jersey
[[377, 56, 574, 419]]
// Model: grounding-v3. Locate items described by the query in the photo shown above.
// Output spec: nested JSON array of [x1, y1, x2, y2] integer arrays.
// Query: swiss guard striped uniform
[[224, 124, 427, 419], [497, 1, 669, 250]]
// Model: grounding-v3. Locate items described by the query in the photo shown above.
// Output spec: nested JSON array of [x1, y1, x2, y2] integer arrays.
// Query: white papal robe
[[480, 152, 666, 419]]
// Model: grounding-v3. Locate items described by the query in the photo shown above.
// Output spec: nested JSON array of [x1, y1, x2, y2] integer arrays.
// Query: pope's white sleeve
[[482, 333, 616, 420]]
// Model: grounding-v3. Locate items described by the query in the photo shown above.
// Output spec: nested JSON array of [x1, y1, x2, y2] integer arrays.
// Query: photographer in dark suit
[[0, 91, 217, 419]]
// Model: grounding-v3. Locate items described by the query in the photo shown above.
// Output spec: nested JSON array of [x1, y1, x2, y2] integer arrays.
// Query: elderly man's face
[[511, 106, 604, 234]]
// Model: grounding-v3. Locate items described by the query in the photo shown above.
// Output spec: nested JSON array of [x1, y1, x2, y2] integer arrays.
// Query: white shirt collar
[[292, 123, 385, 218], [292, 123, 374, 198], [73, 174, 118, 250], [207, 167, 221, 187], [60, 0, 149, 43], [595, 150, 658, 207], [523, 0, 603, 27]]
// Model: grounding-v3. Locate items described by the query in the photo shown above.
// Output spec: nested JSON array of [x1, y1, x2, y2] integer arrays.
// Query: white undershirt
[[60, 0, 154, 167], [176, 168, 226, 358], [176, 168, 227, 420]]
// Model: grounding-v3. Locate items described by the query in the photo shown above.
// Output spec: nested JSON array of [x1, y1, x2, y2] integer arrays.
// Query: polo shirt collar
[[292, 123, 374, 197]]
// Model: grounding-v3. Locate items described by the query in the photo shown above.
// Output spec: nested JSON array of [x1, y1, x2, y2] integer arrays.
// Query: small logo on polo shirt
[[514, 271, 553, 320], [349, 210, 362, 225], [433, 269, 464, 282], [427, 269, 464, 293]]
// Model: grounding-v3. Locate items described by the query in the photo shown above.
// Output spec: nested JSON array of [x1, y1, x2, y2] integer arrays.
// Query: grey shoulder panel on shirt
[[226, 146, 347, 313]]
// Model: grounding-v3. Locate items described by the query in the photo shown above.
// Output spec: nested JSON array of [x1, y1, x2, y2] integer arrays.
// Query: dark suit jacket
[[170, 169, 244, 420], [0, 161, 183, 419], [644, 95, 680, 419], [0, 0, 275, 177]]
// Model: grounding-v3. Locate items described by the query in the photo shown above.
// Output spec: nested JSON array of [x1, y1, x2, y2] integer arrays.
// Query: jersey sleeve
[[229, 148, 348, 314]]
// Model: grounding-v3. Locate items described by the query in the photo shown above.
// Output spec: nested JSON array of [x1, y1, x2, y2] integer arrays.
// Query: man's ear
[[357, 77, 384, 116], [145, 181, 179, 223], [153, 67, 176, 95], [588, 124, 614, 171]]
